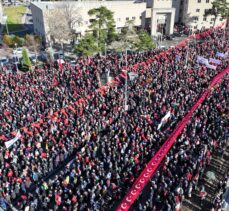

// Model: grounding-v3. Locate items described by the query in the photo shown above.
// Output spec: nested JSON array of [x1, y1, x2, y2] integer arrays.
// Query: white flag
[[128, 72, 138, 81], [209, 58, 221, 65], [157, 111, 171, 130], [206, 64, 216, 70], [5, 131, 21, 148], [216, 52, 228, 58], [197, 56, 209, 65]]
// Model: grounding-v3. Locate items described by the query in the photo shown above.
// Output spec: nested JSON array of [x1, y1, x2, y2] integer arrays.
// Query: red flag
[[120, 71, 127, 79], [0, 135, 8, 141]]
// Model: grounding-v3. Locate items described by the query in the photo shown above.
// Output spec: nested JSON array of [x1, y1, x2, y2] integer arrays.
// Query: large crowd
[[0, 27, 228, 211], [134, 76, 228, 211]]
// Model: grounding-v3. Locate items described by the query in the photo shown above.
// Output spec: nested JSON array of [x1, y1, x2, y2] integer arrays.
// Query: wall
[[172, 0, 181, 23], [182, 0, 228, 30], [31, 3, 46, 40], [0, 2, 3, 27], [152, 0, 173, 8], [31, 1, 146, 41]]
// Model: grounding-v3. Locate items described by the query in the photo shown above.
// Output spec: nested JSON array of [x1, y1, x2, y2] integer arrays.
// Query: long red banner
[[116, 66, 229, 211]]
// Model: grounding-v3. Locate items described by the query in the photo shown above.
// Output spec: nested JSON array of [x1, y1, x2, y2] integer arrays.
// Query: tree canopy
[[74, 33, 99, 56], [88, 6, 117, 51], [204, 0, 229, 27], [22, 48, 32, 69], [135, 30, 156, 51]]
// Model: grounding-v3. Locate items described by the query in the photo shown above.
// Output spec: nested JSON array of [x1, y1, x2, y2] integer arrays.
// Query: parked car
[[173, 32, 182, 37], [54, 51, 64, 60], [30, 55, 37, 64], [166, 35, 174, 40], [13, 48, 23, 55], [0, 57, 9, 66], [69, 60, 76, 67], [38, 52, 48, 62]]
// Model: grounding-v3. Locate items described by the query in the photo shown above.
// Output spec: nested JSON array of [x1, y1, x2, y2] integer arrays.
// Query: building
[[0, 2, 3, 27], [149, 0, 176, 36], [31, 1, 147, 42], [30, 0, 228, 43], [180, 0, 228, 30]]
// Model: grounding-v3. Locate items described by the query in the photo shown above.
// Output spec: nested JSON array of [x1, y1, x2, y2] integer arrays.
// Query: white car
[[13, 48, 23, 55]]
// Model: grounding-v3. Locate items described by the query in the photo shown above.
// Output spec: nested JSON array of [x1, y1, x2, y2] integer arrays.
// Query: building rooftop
[[31, 0, 146, 10]]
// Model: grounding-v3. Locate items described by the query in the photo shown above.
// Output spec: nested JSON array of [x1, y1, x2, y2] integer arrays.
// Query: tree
[[22, 48, 32, 70], [2, 35, 13, 47], [25, 34, 41, 63], [47, 47, 54, 63], [113, 19, 139, 51], [109, 40, 127, 52], [12, 36, 24, 47], [74, 33, 98, 56], [135, 30, 156, 51], [88, 6, 116, 51], [204, 0, 229, 27], [46, 8, 71, 51], [60, 1, 83, 44]]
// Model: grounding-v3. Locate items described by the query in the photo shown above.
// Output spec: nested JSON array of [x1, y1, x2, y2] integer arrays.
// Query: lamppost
[[3, 15, 9, 35], [185, 25, 192, 67], [14, 43, 18, 71], [124, 48, 128, 111], [105, 42, 107, 57]]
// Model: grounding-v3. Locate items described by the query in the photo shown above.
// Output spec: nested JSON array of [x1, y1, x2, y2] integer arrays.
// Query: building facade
[[150, 0, 176, 36], [30, 0, 228, 42], [180, 0, 228, 30], [31, 1, 147, 42], [0, 2, 3, 27]]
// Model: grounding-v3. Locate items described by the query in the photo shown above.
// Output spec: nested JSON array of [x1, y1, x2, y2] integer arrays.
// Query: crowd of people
[[134, 76, 228, 211], [0, 27, 227, 211]]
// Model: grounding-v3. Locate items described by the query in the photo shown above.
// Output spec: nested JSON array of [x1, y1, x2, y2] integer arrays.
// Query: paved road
[[160, 35, 188, 48]]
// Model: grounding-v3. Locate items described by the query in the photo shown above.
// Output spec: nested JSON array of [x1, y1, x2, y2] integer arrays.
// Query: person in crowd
[[0, 27, 227, 210], [134, 77, 228, 211]]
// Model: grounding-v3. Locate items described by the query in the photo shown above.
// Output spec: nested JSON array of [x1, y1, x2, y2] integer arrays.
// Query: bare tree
[[46, 8, 71, 52], [61, 1, 83, 44]]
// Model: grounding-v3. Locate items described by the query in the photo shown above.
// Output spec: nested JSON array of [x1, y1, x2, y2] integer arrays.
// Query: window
[[220, 18, 223, 21], [117, 18, 121, 22], [140, 16, 142, 19], [211, 18, 215, 21], [132, 17, 136, 20], [206, 0, 209, 2], [126, 17, 129, 21], [196, 9, 200, 12], [203, 17, 207, 21], [197, 0, 201, 2], [194, 26, 197, 29], [194, 16, 199, 21]]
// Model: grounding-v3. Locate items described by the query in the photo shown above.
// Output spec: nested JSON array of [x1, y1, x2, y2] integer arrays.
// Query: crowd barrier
[[117, 66, 229, 211]]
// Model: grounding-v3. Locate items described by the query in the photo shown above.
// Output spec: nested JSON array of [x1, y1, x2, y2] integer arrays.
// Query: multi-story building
[[180, 0, 229, 30], [30, 0, 228, 42], [149, 0, 176, 36], [0, 2, 3, 28], [31, 1, 147, 42]]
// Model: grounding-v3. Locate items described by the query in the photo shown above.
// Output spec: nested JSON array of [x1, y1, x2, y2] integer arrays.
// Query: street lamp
[[124, 48, 128, 111], [3, 15, 9, 35], [105, 42, 107, 57], [14, 43, 18, 71], [185, 25, 193, 67]]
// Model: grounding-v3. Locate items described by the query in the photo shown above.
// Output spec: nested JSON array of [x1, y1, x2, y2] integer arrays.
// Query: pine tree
[[22, 48, 31, 69], [204, 0, 229, 27]]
